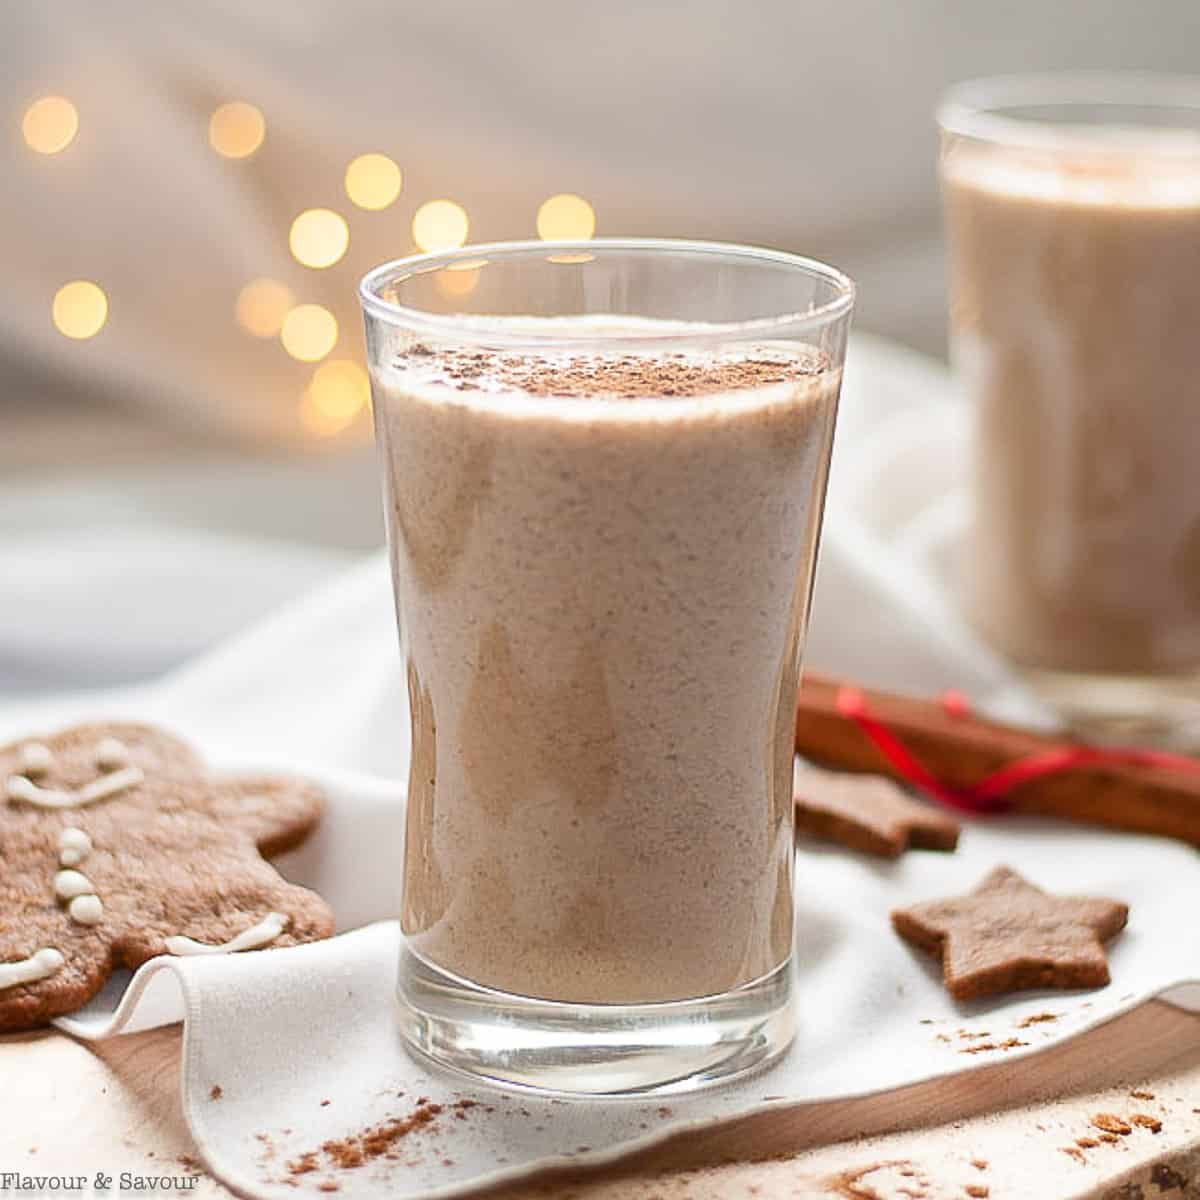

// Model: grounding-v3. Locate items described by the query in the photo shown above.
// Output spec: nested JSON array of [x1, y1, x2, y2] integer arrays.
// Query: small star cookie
[[0, 722, 335, 1029], [794, 762, 960, 858], [891, 865, 1128, 1000]]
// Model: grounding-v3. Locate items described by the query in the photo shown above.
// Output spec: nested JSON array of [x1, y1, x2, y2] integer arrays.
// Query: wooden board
[[3, 1003, 1198, 1199]]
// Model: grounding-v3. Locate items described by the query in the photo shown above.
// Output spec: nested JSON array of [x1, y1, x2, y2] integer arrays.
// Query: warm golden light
[[344, 153, 402, 210], [208, 101, 265, 159], [412, 200, 469, 253], [306, 359, 370, 428], [235, 278, 294, 338], [289, 208, 350, 269], [300, 392, 345, 437], [280, 304, 338, 362], [536, 193, 596, 240], [52, 281, 107, 339], [23, 96, 78, 155]]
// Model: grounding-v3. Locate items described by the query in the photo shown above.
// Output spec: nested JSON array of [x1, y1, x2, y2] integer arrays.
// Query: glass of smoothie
[[360, 240, 853, 1094], [940, 75, 1200, 747]]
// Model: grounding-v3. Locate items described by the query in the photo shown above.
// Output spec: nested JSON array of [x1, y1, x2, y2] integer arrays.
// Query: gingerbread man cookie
[[0, 722, 335, 1029]]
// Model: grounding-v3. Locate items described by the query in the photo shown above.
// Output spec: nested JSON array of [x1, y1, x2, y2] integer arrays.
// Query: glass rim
[[938, 71, 1200, 154], [358, 238, 855, 349]]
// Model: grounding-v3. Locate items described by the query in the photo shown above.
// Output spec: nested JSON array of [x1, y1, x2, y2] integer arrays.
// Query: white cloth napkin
[[2, 335, 1198, 1197], [55, 789, 1200, 1200]]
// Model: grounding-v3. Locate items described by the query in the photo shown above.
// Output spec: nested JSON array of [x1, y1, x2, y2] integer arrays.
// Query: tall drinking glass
[[360, 240, 853, 1094], [940, 75, 1200, 747]]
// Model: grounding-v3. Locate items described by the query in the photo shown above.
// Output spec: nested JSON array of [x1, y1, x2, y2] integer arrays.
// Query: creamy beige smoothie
[[945, 146, 1200, 675], [373, 321, 839, 1004]]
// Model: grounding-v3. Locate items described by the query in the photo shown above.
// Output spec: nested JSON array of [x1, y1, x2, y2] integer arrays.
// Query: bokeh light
[[289, 208, 350, 269], [235, 278, 294, 338], [435, 265, 483, 299], [23, 96, 78, 155], [546, 252, 597, 265], [208, 101, 265, 159], [536, 193, 596, 240], [301, 359, 371, 435], [344, 153, 402, 210], [412, 200, 469, 253], [52, 281, 107, 339], [280, 304, 338, 362]]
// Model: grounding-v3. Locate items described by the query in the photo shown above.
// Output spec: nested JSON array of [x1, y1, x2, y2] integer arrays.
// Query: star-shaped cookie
[[891, 865, 1128, 1000], [794, 762, 960, 858]]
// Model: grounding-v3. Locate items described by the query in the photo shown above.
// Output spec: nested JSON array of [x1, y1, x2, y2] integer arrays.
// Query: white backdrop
[[3, 0, 1200, 451]]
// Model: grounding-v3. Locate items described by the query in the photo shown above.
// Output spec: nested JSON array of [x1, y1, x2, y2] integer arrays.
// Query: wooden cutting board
[[3, 1006, 1198, 1199]]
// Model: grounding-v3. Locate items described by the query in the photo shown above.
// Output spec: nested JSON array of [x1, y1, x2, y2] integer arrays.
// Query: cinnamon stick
[[795, 672, 1200, 846]]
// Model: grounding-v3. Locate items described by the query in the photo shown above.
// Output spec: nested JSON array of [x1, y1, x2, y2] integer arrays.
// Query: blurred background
[[4, 0, 1200, 699]]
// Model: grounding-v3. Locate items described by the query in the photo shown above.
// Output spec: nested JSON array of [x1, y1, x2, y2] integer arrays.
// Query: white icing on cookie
[[67, 894, 103, 926], [94, 737, 130, 772], [6, 766, 144, 809], [78, 766, 144, 802], [165, 912, 289, 957], [0, 948, 64, 991], [19, 743, 53, 777], [54, 869, 95, 901], [58, 827, 92, 866]]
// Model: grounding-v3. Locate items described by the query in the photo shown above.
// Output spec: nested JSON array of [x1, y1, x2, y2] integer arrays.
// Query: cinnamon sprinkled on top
[[394, 343, 829, 400]]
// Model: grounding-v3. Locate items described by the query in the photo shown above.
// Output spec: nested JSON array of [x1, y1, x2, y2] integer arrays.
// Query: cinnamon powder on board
[[285, 1098, 484, 1179]]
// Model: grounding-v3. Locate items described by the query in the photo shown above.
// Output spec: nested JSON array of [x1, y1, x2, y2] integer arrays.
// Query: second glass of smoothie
[[360, 240, 853, 1094], [940, 75, 1200, 746]]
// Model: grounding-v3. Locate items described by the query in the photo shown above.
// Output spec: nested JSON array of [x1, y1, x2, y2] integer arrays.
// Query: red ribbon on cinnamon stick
[[796, 673, 1200, 845], [833, 684, 1200, 817]]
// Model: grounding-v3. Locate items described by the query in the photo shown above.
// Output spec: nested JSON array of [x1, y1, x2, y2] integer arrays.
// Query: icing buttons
[[54, 869, 95, 901], [58, 827, 92, 867], [54, 863, 103, 927], [67, 895, 103, 926]]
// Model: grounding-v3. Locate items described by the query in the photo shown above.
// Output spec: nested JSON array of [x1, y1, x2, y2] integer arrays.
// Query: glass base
[[396, 944, 794, 1096], [1021, 664, 1200, 753]]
